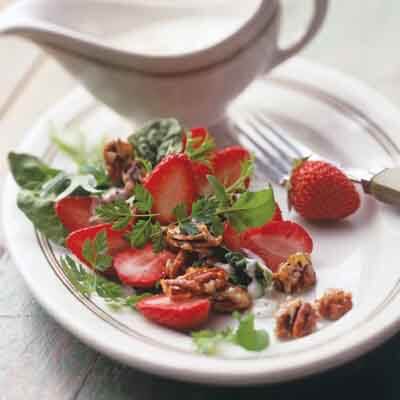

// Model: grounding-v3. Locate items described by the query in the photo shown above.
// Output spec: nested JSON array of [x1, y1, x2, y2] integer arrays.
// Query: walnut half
[[103, 139, 134, 185], [275, 298, 319, 339], [160, 267, 228, 301], [212, 285, 252, 313], [273, 253, 316, 294], [315, 289, 353, 321]]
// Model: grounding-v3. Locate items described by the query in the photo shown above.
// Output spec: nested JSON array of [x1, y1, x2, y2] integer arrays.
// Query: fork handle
[[362, 167, 400, 206]]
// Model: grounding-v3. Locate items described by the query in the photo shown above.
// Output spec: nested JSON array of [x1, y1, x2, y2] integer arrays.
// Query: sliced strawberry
[[242, 221, 313, 271], [213, 146, 251, 188], [144, 154, 196, 224], [223, 203, 283, 252], [66, 223, 129, 268], [55, 196, 95, 232], [137, 294, 211, 331], [191, 161, 213, 197], [113, 244, 175, 288]]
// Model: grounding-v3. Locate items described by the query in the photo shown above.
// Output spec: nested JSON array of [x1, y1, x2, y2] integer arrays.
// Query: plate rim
[[4, 58, 400, 385]]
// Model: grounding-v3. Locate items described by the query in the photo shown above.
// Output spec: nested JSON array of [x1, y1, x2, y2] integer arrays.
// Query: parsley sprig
[[192, 312, 269, 355], [60, 255, 151, 308], [82, 230, 113, 272]]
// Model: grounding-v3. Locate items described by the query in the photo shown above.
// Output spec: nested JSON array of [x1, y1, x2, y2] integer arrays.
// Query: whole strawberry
[[289, 160, 360, 220]]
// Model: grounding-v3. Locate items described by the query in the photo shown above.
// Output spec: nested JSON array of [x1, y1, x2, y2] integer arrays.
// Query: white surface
[[4, 58, 400, 385]]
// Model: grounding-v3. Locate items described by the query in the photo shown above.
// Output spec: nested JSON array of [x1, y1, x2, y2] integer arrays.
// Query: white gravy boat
[[0, 0, 329, 126]]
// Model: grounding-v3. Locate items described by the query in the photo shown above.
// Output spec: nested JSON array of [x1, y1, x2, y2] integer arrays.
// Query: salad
[[8, 118, 353, 355]]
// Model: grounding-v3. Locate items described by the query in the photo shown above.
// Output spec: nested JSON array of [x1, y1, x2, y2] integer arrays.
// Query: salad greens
[[192, 312, 269, 355], [128, 118, 184, 167], [82, 230, 113, 272], [61, 255, 152, 308]]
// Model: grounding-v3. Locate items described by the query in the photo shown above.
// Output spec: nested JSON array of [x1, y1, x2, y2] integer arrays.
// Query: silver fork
[[233, 111, 400, 206]]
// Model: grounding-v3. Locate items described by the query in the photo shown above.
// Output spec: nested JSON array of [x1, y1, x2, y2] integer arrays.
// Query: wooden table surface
[[1, 1, 400, 399]]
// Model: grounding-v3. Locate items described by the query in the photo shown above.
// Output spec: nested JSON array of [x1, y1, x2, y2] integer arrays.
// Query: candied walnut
[[212, 285, 252, 313], [275, 299, 318, 339], [165, 223, 223, 256], [316, 289, 353, 320], [273, 253, 316, 294], [161, 267, 228, 301], [103, 139, 134, 185], [165, 250, 187, 278]]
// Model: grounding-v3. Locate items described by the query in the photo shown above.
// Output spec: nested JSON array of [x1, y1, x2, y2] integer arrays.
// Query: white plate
[[4, 58, 400, 385]]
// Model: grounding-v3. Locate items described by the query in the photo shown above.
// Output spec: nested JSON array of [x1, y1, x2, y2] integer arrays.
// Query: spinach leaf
[[128, 118, 184, 166], [8, 152, 60, 191], [226, 188, 276, 233], [17, 190, 68, 245]]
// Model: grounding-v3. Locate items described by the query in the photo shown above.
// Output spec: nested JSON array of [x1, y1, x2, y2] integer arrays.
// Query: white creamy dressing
[[107, 1, 262, 56], [109, 16, 244, 55]]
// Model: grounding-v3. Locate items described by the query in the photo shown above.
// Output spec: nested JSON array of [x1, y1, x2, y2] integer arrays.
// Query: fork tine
[[234, 115, 291, 174], [233, 120, 288, 184], [254, 112, 305, 159]]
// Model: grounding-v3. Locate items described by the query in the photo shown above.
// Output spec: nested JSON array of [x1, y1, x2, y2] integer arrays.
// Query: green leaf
[[173, 203, 188, 221], [192, 312, 269, 355], [173, 203, 199, 236], [40, 172, 102, 201], [207, 175, 230, 206], [227, 158, 255, 193], [150, 221, 165, 252], [127, 219, 152, 248], [8, 152, 60, 191], [60, 255, 124, 302], [234, 312, 269, 352], [192, 198, 219, 225], [95, 200, 133, 230], [226, 188, 276, 232], [128, 118, 184, 166], [17, 190, 68, 245], [192, 328, 235, 355], [134, 184, 153, 213], [82, 230, 113, 271]]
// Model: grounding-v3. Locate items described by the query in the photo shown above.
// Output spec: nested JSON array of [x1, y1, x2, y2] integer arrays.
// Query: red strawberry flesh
[[213, 146, 250, 188], [55, 196, 95, 232], [114, 245, 175, 288], [144, 154, 196, 224], [242, 221, 313, 271], [137, 294, 211, 331]]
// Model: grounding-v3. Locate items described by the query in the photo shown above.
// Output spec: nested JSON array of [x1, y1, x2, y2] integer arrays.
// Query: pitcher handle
[[272, 0, 329, 68]]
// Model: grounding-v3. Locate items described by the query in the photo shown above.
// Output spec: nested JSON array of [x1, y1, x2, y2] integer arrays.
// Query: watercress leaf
[[227, 158, 255, 193], [8, 152, 60, 190], [180, 221, 199, 236], [82, 239, 95, 266], [134, 184, 153, 213], [96, 254, 113, 271], [234, 312, 269, 352], [192, 198, 219, 225], [173, 203, 188, 221], [79, 162, 110, 188], [94, 230, 108, 255], [95, 200, 133, 230], [207, 175, 230, 206], [151, 221, 165, 252], [17, 190, 68, 245], [127, 218, 152, 248], [61, 256, 95, 296], [191, 328, 235, 355], [226, 188, 276, 232], [128, 118, 184, 166], [210, 215, 224, 236]]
